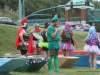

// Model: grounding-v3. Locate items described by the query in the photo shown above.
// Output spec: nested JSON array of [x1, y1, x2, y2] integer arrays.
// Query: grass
[[1, 24, 100, 75], [1, 67, 100, 75]]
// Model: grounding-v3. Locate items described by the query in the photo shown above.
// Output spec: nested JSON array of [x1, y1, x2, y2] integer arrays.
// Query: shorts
[[42, 47, 49, 52], [20, 50, 27, 55], [50, 49, 59, 56]]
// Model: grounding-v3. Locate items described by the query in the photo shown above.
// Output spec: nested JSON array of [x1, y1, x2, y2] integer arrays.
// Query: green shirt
[[47, 25, 60, 49]]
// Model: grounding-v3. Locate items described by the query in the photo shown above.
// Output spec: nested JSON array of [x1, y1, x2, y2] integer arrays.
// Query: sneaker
[[48, 70, 54, 72], [55, 70, 61, 72]]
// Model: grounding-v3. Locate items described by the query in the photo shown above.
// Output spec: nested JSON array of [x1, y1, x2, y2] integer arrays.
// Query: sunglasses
[[36, 26, 40, 27]]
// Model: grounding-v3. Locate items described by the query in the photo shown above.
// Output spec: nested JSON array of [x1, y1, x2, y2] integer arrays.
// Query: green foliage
[[0, 10, 18, 20], [0, 0, 18, 10], [0, 0, 99, 19], [88, 0, 100, 32], [0, 0, 100, 29], [25, 0, 70, 19], [0, 0, 18, 20], [0, 0, 70, 19]]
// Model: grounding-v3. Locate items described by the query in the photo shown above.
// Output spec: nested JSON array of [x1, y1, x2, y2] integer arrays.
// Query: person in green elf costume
[[47, 14, 61, 72]]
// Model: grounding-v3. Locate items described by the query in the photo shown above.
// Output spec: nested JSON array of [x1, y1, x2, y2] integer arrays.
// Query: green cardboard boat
[[0, 57, 27, 74], [14, 57, 48, 72]]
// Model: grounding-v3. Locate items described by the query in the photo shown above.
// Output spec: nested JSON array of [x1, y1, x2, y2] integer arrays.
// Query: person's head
[[92, 23, 95, 26], [44, 22, 49, 29], [52, 14, 59, 26], [64, 22, 73, 35], [52, 20, 59, 26], [20, 18, 28, 30], [65, 22, 71, 28], [22, 22, 28, 27], [87, 26, 97, 42], [31, 23, 40, 31], [34, 23, 40, 30]]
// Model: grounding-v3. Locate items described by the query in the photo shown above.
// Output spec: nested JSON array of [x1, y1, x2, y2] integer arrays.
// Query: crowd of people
[[15, 14, 100, 72]]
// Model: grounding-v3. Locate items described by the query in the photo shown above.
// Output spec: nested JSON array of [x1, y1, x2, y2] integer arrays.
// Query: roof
[[65, 0, 94, 7]]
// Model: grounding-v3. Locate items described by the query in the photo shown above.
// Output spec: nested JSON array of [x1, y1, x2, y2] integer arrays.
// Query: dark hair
[[44, 22, 49, 29], [52, 20, 58, 23]]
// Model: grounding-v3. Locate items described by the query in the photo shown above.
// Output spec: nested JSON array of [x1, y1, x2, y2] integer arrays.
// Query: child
[[59, 22, 78, 56], [84, 26, 100, 69]]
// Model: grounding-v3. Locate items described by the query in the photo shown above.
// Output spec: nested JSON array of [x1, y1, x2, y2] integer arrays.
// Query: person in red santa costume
[[15, 18, 29, 57], [27, 23, 42, 54]]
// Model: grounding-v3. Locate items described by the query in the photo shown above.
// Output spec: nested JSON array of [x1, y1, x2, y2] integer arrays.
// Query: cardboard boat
[[0, 57, 27, 74], [14, 57, 48, 72], [5, 53, 79, 68], [57, 55, 79, 68], [58, 50, 100, 67], [58, 50, 88, 55]]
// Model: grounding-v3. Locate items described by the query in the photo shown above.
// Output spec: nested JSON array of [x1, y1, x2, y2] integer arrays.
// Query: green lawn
[[1, 67, 100, 75], [0, 24, 100, 75]]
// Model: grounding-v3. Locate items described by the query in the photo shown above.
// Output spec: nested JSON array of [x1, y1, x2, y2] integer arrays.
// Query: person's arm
[[57, 28, 60, 36], [50, 28, 58, 38], [84, 37, 87, 43], [32, 41, 35, 49], [97, 35, 100, 43], [72, 35, 78, 48], [60, 31, 63, 37], [19, 30, 26, 46]]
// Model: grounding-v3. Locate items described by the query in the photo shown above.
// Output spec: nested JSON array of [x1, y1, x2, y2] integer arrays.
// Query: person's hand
[[57, 29, 60, 33], [32, 45, 36, 49], [23, 42, 26, 46], [76, 44, 78, 48], [55, 28, 58, 31]]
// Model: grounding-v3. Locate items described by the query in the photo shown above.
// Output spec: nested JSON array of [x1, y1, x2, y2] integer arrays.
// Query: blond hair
[[30, 23, 39, 32]]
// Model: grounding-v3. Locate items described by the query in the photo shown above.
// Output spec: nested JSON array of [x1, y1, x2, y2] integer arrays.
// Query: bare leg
[[62, 50, 66, 56], [21, 55, 26, 57], [66, 50, 70, 57], [41, 50, 43, 54], [93, 53, 97, 69], [33, 41, 37, 54], [38, 50, 43, 54], [33, 48, 37, 54], [47, 50, 50, 57], [89, 53, 93, 68]]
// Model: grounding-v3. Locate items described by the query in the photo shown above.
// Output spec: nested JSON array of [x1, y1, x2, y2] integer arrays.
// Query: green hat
[[52, 14, 58, 21]]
